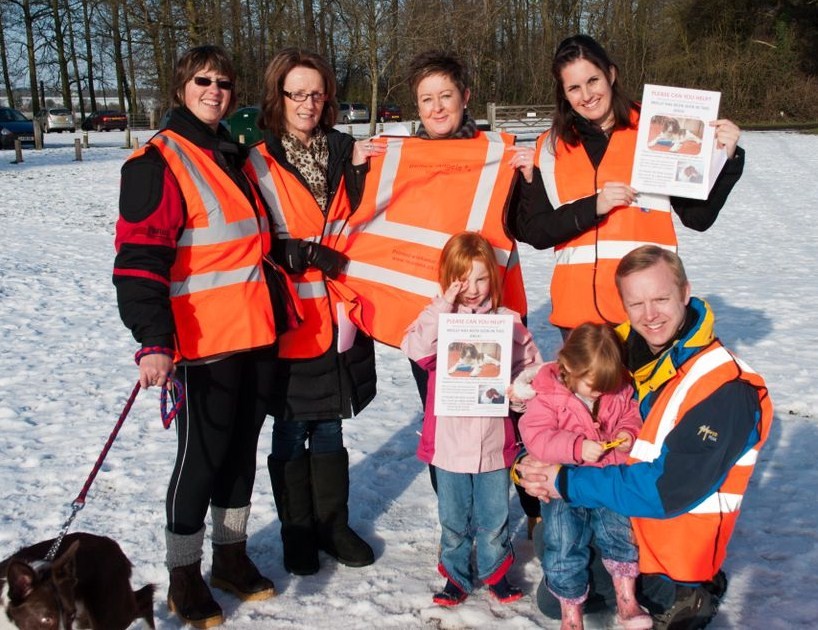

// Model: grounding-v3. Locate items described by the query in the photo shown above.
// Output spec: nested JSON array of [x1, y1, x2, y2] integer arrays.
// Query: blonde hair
[[615, 245, 688, 294], [438, 232, 502, 310], [558, 322, 626, 394]]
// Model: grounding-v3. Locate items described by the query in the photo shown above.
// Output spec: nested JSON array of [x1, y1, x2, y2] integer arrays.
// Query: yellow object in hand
[[601, 437, 627, 450]]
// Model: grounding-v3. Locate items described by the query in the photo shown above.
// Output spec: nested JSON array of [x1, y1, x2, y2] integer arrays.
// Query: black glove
[[305, 242, 349, 279]]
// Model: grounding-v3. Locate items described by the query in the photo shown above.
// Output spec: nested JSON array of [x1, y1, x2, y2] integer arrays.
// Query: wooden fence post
[[12, 138, 23, 163], [34, 121, 43, 149], [83, 131, 89, 148], [74, 138, 82, 161]]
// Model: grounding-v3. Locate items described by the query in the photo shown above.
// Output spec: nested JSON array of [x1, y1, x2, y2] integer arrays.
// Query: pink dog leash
[[45, 350, 184, 561]]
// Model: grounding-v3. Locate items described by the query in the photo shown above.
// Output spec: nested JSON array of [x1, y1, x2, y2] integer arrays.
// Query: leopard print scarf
[[281, 129, 330, 209]]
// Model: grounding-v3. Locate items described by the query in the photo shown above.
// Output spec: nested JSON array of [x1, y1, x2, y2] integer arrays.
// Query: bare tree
[[0, 4, 16, 108]]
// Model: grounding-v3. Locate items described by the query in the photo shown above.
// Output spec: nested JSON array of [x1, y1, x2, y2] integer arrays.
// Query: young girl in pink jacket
[[401, 231, 541, 607], [517, 323, 652, 630]]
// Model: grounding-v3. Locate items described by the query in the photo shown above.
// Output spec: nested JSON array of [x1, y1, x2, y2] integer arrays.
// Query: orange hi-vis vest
[[140, 130, 277, 361], [535, 113, 675, 328], [627, 342, 773, 582], [246, 143, 353, 359], [343, 132, 527, 348]]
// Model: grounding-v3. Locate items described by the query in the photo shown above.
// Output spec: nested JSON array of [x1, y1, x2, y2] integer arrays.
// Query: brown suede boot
[[168, 561, 224, 629], [211, 541, 276, 602]]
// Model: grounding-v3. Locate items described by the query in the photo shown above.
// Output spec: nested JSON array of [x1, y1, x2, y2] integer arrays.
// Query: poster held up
[[631, 84, 727, 200], [434, 313, 514, 417]]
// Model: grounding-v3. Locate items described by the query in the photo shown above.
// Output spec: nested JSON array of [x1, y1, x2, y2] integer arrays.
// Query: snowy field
[[0, 127, 816, 628]]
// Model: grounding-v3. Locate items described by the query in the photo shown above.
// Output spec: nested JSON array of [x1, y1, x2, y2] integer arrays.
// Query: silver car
[[337, 102, 370, 124], [35, 107, 76, 133]]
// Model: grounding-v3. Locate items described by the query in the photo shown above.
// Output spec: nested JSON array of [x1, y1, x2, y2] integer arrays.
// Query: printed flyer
[[433, 313, 513, 417], [631, 84, 728, 200]]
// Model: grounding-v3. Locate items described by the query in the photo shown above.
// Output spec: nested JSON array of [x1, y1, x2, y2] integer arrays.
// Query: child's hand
[[443, 279, 465, 305], [507, 385, 527, 413], [614, 431, 633, 452], [581, 440, 604, 463]]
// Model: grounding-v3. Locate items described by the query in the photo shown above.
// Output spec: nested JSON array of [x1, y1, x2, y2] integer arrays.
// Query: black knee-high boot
[[310, 449, 374, 568], [268, 454, 320, 575]]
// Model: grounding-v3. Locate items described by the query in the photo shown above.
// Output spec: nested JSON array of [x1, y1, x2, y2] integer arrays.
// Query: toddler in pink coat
[[516, 323, 652, 630]]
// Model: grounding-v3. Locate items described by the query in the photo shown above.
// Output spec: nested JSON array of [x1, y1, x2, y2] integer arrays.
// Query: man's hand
[[514, 455, 562, 502]]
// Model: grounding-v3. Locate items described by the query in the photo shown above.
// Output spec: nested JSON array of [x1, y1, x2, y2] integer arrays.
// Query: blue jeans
[[271, 419, 343, 461], [435, 467, 513, 593], [541, 499, 637, 600]]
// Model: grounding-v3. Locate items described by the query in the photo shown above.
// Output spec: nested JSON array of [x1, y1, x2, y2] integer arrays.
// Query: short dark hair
[[407, 50, 470, 102], [172, 45, 238, 115], [548, 34, 635, 151], [257, 48, 339, 137]]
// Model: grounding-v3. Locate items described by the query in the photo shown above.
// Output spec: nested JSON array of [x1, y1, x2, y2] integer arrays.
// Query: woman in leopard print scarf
[[250, 48, 384, 577]]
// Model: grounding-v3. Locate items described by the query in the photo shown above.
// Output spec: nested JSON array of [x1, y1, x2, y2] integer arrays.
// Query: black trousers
[[167, 347, 277, 534]]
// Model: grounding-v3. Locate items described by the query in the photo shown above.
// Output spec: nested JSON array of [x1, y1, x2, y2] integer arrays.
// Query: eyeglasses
[[193, 76, 234, 90], [283, 90, 329, 103]]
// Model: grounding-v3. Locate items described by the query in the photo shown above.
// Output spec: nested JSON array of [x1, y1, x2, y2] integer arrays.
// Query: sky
[[0, 127, 816, 629]]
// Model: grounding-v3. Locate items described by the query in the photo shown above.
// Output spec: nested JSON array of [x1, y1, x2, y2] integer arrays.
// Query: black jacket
[[261, 129, 377, 422]]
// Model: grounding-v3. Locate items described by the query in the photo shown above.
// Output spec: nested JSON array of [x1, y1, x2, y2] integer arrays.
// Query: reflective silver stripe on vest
[[295, 280, 328, 299], [688, 491, 743, 515], [345, 260, 439, 296], [630, 347, 735, 463], [171, 265, 261, 297], [154, 134, 265, 246], [555, 241, 676, 265], [467, 139, 505, 230], [249, 148, 291, 239], [536, 140, 564, 206]]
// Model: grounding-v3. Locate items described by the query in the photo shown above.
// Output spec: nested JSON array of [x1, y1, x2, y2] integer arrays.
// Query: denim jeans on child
[[541, 499, 637, 600], [271, 418, 343, 461], [435, 466, 513, 593]]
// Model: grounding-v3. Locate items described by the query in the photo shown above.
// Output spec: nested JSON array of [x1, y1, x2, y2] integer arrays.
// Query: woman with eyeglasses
[[113, 45, 283, 627], [244, 48, 383, 577]]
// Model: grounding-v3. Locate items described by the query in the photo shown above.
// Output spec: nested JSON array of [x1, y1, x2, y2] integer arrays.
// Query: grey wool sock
[[165, 525, 205, 569], [210, 504, 251, 546]]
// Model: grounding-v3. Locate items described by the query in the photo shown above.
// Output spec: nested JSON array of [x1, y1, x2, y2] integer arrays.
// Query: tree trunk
[[63, 0, 84, 119], [50, 0, 72, 108], [23, 0, 41, 112], [81, 0, 97, 113], [0, 6, 15, 109]]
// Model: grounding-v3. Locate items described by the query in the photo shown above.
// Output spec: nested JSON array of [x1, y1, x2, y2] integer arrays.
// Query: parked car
[[337, 102, 370, 124], [226, 106, 262, 145], [81, 110, 128, 132], [0, 107, 35, 150], [376, 103, 402, 122], [35, 107, 76, 133]]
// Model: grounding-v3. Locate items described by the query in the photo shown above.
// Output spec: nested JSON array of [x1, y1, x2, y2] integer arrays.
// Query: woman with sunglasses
[[244, 48, 383, 577], [113, 45, 283, 628]]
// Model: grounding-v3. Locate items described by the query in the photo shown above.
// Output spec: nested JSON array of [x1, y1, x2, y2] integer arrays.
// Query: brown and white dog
[[0, 533, 154, 630]]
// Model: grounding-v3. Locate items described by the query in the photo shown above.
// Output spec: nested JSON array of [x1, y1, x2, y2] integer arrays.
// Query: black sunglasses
[[193, 76, 234, 90]]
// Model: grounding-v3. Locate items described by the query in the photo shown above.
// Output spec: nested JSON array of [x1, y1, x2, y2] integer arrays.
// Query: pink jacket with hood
[[401, 296, 542, 474], [519, 362, 642, 467]]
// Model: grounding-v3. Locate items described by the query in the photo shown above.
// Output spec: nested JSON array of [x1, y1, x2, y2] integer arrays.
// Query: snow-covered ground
[[0, 128, 816, 628]]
